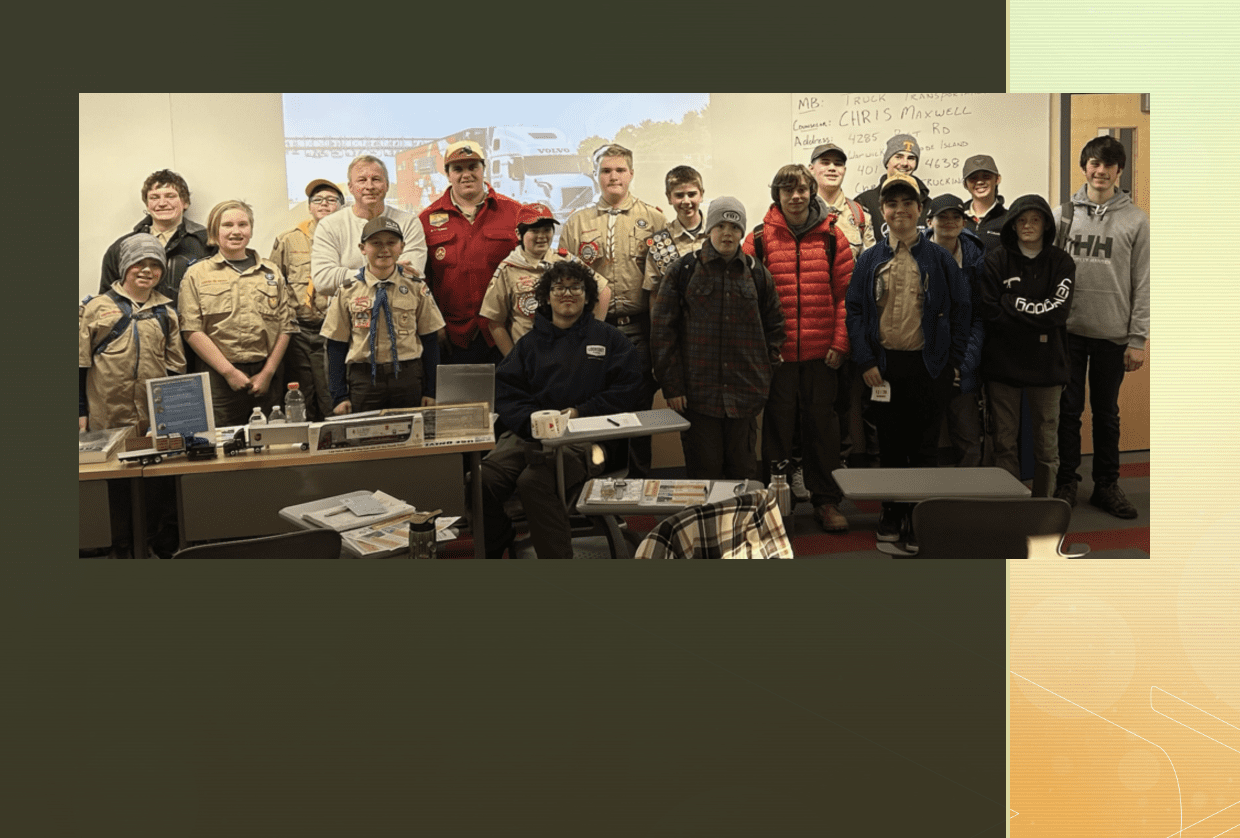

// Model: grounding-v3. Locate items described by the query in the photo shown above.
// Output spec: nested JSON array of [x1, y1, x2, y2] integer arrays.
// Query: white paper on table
[[706, 481, 748, 503], [567, 412, 641, 433]]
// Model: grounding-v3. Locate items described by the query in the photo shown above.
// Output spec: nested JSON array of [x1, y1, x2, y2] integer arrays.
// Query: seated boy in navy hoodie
[[845, 174, 971, 547]]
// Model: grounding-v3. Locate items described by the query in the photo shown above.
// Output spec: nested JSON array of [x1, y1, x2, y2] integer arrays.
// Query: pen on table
[[607, 418, 620, 427]]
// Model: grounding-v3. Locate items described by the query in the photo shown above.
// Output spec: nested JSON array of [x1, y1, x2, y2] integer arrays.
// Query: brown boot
[[814, 503, 848, 533]]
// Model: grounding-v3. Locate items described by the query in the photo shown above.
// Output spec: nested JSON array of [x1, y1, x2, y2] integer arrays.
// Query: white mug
[[530, 409, 570, 439]]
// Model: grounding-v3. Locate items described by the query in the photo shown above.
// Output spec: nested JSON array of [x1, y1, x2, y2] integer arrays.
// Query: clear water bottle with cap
[[248, 406, 266, 426], [268, 404, 286, 424], [285, 382, 306, 423], [769, 459, 793, 517]]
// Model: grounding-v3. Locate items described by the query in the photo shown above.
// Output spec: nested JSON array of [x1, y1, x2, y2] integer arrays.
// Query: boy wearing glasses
[[270, 178, 345, 420], [481, 260, 644, 559]]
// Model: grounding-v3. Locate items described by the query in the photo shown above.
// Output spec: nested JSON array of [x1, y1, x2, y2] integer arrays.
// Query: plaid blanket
[[634, 489, 794, 560]]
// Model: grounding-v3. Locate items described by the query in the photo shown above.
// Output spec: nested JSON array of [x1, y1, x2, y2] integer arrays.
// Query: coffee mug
[[530, 409, 570, 439]]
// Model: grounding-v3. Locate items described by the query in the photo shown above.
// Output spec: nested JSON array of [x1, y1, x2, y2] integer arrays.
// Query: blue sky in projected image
[[281, 93, 709, 204]]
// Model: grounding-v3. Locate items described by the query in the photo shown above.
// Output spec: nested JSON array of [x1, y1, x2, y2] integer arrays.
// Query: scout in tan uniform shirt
[[80, 234, 186, 433], [557, 144, 666, 475], [643, 165, 708, 292], [179, 200, 297, 426], [269, 177, 345, 421], [480, 202, 609, 355], [320, 216, 445, 413]]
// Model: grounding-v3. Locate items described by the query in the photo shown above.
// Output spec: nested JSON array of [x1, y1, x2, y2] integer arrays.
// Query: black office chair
[[171, 529, 343, 559], [908, 497, 1090, 559]]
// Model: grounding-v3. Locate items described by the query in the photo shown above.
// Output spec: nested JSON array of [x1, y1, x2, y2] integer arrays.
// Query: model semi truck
[[395, 127, 595, 220]]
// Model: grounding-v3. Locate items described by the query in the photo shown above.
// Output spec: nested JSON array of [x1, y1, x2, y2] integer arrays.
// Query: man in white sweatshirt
[[1052, 136, 1149, 519]]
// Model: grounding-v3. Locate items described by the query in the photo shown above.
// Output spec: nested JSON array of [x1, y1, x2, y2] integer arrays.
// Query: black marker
[[607, 418, 620, 427]]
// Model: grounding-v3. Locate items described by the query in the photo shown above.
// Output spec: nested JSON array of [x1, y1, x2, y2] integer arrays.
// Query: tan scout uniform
[[271, 218, 333, 420], [79, 283, 186, 433], [179, 252, 299, 363], [824, 198, 876, 260], [480, 247, 608, 345], [642, 215, 706, 291], [320, 268, 445, 366], [270, 219, 324, 324], [559, 194, 666, 318]]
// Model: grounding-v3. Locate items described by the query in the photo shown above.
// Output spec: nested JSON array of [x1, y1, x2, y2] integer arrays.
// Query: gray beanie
[[704, 196, 747, 234], [883, 134, 921, 167], [118, 233, 168, 279]]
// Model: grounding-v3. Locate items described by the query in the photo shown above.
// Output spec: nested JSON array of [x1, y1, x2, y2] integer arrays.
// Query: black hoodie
[[977, 194, 1076, 387]]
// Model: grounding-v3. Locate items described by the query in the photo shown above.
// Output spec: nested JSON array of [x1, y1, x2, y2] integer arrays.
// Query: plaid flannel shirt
[[634, 489, 794, 560]]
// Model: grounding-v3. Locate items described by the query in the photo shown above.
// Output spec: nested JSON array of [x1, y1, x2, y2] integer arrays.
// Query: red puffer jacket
[[742, 205, 854, 362]]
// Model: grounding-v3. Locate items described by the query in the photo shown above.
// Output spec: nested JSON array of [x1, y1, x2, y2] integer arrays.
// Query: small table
[[831, 467, 1031, 502], [540, 409, 691, 504], [832, 467, 1030, 556]]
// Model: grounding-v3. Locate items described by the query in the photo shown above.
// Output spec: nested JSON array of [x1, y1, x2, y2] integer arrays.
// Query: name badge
[[871, 382, 892, 403], [586, 344, 606, 357]]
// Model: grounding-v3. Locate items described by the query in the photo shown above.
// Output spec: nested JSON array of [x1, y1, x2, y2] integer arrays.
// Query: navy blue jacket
[[845, 231, 971, 380], [497, 307, 644, 440]]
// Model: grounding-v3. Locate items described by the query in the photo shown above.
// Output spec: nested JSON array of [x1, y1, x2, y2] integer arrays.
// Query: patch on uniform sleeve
[[435, 246, 446, 261], [428, 212, 449, 227], [586, 344, 606, 357], [579, 241, 599, 261], [398, 284, 410, 294], [636, 219, 648, 229]]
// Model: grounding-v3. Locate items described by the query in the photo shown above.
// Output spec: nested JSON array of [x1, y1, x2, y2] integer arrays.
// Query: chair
[[635, 489, 794, 560], [171, 529, 343, 559], [908, 497, 1090, 559]]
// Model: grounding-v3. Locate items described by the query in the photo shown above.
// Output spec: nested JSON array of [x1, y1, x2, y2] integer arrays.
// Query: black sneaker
[[1054, 481, 1078, 507], [1090, 482, 1138, 519], [877, 506, 902, 542]]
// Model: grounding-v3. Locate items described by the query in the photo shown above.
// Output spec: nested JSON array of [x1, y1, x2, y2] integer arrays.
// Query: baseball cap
[[443, 140, 485, 170], [926, 195, 966, 219], [516, 203, 559, 227], [304, 178, 343, 200], [962, 154, 1000, 180], [810, 143, 847, 164], [360, 216, 403, 243], [879, 172, 920, 199]]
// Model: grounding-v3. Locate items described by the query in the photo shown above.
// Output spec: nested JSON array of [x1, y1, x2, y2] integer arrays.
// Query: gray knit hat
[[883, 134, 921, 167], [118, 233, 167, 278], [704, 197, 747, 234]]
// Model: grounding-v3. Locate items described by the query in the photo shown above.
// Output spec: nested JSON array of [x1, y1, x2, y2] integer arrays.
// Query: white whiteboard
[[790, 93, 1052, 203]]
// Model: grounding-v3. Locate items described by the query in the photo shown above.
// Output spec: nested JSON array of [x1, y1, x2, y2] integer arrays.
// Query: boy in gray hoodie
[[1052, 136, 1149, 518]]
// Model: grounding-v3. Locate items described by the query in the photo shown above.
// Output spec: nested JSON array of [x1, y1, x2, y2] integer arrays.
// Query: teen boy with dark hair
[[1052, 136, 1149, 519], [743, 164, 855, 533], [846, 174, 971, 547], [959, 154, 1008, 253]]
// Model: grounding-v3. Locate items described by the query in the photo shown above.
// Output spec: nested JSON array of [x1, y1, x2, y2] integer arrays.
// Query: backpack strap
[[844, 196, 866, 239], [92, 288, 174, 357], [752, 223, 764, 263], [1054, 199, 1075, 251]]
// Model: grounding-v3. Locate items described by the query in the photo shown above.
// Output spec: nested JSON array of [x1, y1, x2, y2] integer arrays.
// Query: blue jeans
[[1057, 334, 1126, 486]]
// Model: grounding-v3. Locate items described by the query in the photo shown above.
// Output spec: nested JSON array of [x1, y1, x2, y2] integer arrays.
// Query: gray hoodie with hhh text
[[1052, 185, 1150, 349]]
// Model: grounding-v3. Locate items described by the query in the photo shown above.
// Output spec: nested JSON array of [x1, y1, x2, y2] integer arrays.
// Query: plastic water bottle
[[248, 407, 266, 426], [268, 404, 286, 424], [285, 382, 306, 423]]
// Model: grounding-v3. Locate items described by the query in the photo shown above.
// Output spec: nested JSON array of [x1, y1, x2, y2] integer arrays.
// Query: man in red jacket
[[419, 140, 522, 364], [743, 164, 856, 532]]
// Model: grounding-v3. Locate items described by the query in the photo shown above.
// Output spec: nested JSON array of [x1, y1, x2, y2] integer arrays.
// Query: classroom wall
[[80, 93, 1148, 463]]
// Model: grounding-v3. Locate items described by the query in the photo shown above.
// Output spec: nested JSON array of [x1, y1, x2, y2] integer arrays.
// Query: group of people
[[80, 131, 1148, 558]]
